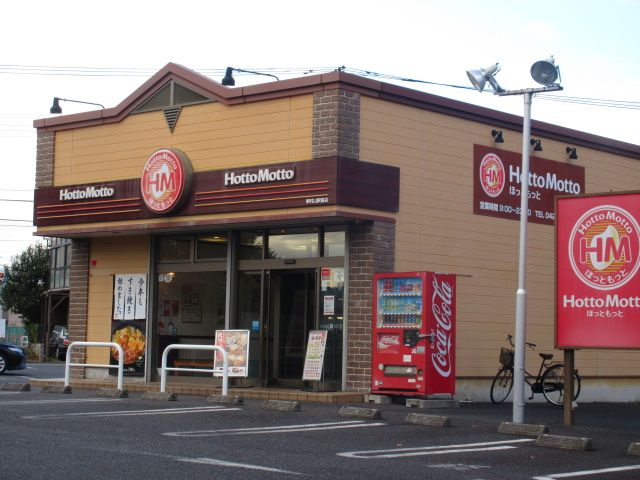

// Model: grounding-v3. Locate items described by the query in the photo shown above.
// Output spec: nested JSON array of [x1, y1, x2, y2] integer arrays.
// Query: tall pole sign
[[556, 192, 640, 349]]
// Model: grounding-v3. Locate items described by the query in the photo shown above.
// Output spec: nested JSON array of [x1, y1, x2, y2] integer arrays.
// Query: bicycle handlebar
[[506, 334, 536, 349]]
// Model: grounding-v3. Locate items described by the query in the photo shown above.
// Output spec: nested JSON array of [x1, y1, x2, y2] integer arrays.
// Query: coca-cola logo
[[378, 334, 400, 346], [431, 277, 454, 378]]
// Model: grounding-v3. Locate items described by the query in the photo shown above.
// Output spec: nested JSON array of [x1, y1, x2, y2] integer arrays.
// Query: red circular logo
[[140, 149, 192, 213], [569, 205, 640, 290], [479, 153, 505, 198]]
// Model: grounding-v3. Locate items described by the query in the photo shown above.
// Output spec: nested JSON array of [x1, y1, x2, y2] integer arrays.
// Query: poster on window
[[113, 274, 147, 320], [214, 330, 250, 377], [302, 330, 328, 381]]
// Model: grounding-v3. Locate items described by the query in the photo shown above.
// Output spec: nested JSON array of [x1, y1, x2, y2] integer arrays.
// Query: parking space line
[[22, 405, 240, 419], [532, 464, 640, 479], [164, 420, 386, 437], [176, 457, 303, 475], [338, 438, 535, 459]]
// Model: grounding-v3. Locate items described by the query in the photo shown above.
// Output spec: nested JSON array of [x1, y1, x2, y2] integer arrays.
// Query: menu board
[[302, 330, 328, 381], [214, 330, 250, 377]]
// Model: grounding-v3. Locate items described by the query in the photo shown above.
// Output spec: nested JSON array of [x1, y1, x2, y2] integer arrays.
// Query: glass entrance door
[[268, 270, 316, 385]]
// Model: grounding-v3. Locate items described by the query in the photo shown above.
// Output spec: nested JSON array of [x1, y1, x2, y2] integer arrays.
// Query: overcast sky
[[1, 0, 638, 265]]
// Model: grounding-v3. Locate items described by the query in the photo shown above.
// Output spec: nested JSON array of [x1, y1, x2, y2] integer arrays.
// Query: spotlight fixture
[[50, 97, 105, 114], [491, 129, 504, 143], [530, 56, 561, 87], [221, 67, 280, 86], [566, 146, 578, 159], [466, 63, 504, 93], [530, 138, 543, 152]]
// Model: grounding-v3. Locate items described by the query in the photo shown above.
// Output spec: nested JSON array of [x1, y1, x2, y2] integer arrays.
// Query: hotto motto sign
[[141, 148, 192, 213], [556, 192, 640, 349]]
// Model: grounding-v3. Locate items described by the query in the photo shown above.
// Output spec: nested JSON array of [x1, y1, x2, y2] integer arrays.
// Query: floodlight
[[530, 56, 560, 86]]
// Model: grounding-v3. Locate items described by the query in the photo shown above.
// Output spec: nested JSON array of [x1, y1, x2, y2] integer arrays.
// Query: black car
[[0, 341, 27, 374]]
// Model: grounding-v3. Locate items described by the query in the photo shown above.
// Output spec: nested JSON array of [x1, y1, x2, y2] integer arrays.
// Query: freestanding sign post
[[556, 192, 640, 424]]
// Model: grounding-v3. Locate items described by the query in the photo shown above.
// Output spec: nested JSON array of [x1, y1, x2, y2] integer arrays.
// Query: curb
[[207, 394, 243, 405], [627, 442, 640, 456], [96, 388, 128, 398], [41, 385, 72, 394], [498, 421, 549, 437], [1, 383, 30, 392], [142, 391, 177, 401], [405, 412, 450, 427], [338, 406, 381, 420], [263, 400, 301, 412]]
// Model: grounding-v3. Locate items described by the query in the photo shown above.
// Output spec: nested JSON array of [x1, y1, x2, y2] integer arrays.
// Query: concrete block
[[535, 434, 592, 451], [142, 391, 177, 401], [627, 442, 640, 456], [1, 383, 30, 392], [207, 394, 243, 405], [41, 385, 72, 394], [405, 412, 450, 427], [498, 421, 549, 437], [96, 388, 128, 398], [338, 406, 381, 420], [364, 394, 392, 404], [262, 399, 301, 412], [405, 398, 459, 409]]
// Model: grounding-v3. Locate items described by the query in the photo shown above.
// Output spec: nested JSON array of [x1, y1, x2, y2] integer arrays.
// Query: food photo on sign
[[214, 330, 250, 377], [110, 321, 146, 376]]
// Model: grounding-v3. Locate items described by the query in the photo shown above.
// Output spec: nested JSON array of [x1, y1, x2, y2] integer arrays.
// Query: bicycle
[[490, 335, 581, 406]]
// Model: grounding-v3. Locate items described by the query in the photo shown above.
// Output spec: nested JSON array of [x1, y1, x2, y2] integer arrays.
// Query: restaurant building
[[33, 63, 640, 400]]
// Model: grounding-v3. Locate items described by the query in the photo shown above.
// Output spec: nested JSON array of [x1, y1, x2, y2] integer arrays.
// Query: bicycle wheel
[[541, 364, 581, 406], [490, 367, 514, 404]]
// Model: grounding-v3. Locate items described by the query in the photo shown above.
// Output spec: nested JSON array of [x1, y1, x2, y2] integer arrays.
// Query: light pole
[[466, 57, 563, 423]]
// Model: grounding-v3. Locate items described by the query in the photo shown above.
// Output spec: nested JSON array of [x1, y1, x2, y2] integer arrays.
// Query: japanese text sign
[[556, 192, 640, 349], [113, 274, 147, 320], [474, 145, 585, 225]]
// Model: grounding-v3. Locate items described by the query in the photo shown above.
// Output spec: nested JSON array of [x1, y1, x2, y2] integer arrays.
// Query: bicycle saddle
[[539, 353, 553, 360]]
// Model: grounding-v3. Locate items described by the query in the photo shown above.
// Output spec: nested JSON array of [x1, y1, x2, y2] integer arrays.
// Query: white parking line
[[532, 464, 640, 479], [164, 420, 386, 437], [338, 438, 535, 459], [176, 457, 303, 476], [22, 405, 240, 419]]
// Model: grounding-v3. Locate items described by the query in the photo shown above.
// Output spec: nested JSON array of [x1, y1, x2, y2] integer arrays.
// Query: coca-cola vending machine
[[371, 272, 456, 397]]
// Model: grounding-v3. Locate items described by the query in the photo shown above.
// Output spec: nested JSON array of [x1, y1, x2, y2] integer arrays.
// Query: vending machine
[[371, 272, 456, 397]]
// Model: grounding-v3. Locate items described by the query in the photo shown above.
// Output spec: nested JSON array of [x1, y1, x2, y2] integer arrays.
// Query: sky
[[1, 0, 638, 266]]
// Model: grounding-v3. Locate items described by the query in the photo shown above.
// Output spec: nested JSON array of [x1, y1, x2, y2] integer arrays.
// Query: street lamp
[[466, 57, 563, 424]]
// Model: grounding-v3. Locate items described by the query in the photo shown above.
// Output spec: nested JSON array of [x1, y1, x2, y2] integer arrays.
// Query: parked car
[[0, 341, 27, 374], [49, 325, 70, 360]]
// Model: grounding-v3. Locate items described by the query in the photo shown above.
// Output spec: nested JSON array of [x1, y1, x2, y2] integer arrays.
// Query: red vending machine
[[371, 272, 456, 397]]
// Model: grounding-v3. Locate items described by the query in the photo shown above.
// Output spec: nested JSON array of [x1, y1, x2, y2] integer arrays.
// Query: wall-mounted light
[[530, 138, 543, 152], [566, 146, 578, 159], [50, 97, 105, 114], [221, 67, 280, 86], [491, 129, 504, 143]]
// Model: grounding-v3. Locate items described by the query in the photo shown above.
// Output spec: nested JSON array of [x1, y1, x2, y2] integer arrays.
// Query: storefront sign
[[113, 274, 147, 320], [556, 192, 640, 348], [59, 185, 115, 201], [302, 330, 328, 381], [224, 167, 295, 186], [214, 330, 250, 377], [140, 148, 192, 213], [474, 145, 585, 225]]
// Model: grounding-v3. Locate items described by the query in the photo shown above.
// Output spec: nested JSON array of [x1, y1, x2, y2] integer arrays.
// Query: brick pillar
[[35, 130, 54, 188], [312, 89, 360, 159], [68, 239, 90, 379], [346, 221, 395, 392]]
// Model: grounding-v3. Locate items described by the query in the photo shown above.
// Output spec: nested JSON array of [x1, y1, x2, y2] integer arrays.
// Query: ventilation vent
[[163, 106, 182, 132]]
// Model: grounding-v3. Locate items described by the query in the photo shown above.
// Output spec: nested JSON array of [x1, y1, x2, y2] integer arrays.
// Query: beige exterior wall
[[359, 96, 640, 379], [85, 236, 150, 364], [53, 96, 313, 186]]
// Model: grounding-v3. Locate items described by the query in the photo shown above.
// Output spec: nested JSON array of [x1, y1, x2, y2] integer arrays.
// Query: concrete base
[[41, 385, 72, 394], [1, 383, 30, 392], [536, 434, 592, 451], [262, 400, 301, 412], [498, 421, 549, 436], [406, 398, 459, 409], [364, 394, 392, 404], [338, 406, 381, 420], [627, 442, 640, 456], [405, 412, 450, 427], [96, 388, 128, 398], [207, 394, 243, 405], [142, 391, 177, 401]]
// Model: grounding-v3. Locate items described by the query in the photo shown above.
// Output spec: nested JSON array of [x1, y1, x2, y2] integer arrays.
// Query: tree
[[0, 243, 49, 329]]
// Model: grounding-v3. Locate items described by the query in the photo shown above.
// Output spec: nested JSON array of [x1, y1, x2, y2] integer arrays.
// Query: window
[[239, 232, 263, 260], [267, 228, 319, 259], [157, 236, 192, 263], [135, 80, 209, 113], [323, 227, 345, 257], [196, 233, 228, 261], [49, 238, 71, 289]]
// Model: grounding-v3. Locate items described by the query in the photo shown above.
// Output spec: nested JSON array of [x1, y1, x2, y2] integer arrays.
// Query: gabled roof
[[34, 62, 640, 159]]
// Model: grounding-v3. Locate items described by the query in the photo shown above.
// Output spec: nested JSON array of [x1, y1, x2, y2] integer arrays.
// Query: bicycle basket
[[499, 347, 514, 367]]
